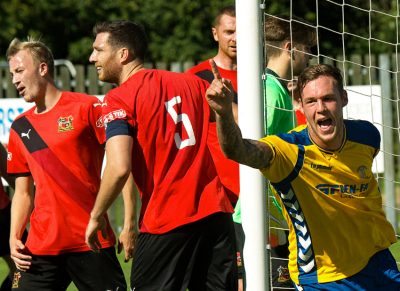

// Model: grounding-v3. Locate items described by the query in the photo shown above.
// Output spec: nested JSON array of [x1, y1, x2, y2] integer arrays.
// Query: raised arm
[[206, 60, 273, 169]]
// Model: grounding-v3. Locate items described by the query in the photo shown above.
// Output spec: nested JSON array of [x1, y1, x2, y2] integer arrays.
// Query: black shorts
[[131, 212, 238, 291], [0, 202, 11, 257], [234, 222, 245, 281], [10, 247, 126, 291], [0, 202, 28, 257]]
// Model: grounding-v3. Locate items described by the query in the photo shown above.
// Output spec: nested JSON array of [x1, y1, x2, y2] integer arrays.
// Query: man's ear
[[299, 96, 304, 110], [119, 48, 130, 63], [342, 90, 348, 107], [212, 27, 218, 42], [282, 41, 294, 61], [39, 62, 48, 76], [282, 41, 293, 55]]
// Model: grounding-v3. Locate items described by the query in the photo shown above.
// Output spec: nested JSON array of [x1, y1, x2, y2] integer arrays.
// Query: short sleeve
[[87, 97, 106, 145], [7, 125, 30, 176]]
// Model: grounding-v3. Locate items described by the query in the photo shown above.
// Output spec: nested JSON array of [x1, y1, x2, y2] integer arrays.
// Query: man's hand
[[206, 59, 235, 117], [118, 227, 137, 262], [85, 216, 108, 252], [10, 239, 31, 271]]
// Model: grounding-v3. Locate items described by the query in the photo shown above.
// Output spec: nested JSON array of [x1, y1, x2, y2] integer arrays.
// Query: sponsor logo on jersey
[[103, 109, 127, 124], [58, 115, 74, 132], [310, 162, 332, 171], [316, 183, 369, 197], [96, 116, 104, 128], [12, 271, 21, 288]]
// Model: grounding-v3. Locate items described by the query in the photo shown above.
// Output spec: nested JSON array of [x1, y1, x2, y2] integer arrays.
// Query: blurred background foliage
[[0, 0, 398, 64]]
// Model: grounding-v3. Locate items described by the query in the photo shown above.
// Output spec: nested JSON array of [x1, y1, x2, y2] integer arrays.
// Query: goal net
[[263, 0, 400, 289]]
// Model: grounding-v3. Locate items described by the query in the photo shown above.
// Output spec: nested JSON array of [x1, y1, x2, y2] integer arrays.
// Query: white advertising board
[[0, 98, 34, 144]]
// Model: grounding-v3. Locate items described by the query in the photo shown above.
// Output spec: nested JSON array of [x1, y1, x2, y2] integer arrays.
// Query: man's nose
[[316, 99, 326, 112], [89, 51, 96, 63]]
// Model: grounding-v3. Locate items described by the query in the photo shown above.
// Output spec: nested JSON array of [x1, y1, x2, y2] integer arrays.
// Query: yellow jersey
[[260, 120, 396, 284]]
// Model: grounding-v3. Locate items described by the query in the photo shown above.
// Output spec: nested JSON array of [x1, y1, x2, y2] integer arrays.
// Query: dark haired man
[[86, 20, 238, 291]]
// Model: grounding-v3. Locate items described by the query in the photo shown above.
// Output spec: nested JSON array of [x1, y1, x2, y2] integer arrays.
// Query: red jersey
[[7, 92, 115, 255], [102, 69, 233, 234], [187, 60, 239, 202], [186, 60, 238, 101], [296, 109, 307, 125]]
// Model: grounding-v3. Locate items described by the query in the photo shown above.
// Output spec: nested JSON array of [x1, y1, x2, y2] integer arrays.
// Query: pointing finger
[[209, 59, 222, 81]]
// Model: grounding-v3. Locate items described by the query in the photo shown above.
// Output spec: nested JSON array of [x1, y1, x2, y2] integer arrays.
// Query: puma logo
[[21, 129, 31, 139]]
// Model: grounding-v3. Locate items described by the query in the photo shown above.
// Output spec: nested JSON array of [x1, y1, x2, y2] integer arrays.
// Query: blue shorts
[[295, 249, 400, 290]]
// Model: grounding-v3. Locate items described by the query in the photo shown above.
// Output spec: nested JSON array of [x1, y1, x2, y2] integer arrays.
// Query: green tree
[[133, 0, 232, 63], [0, 0, 232, 64], [0, 0, 397, 64], [265, 0, 399, 57]]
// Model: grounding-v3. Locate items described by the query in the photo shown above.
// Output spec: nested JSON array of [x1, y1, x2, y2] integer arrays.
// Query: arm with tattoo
[[206, 60, 273, 169]]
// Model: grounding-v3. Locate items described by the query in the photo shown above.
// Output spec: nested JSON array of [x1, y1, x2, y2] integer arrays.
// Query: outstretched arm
[[206, 60, 273, 169]]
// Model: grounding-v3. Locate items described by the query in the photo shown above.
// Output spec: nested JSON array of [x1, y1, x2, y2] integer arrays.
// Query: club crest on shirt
[[58, 115, 74, 132], [7, 151, 12, 161], [12, 271, 21, 288], [357, 165, 370, 179]]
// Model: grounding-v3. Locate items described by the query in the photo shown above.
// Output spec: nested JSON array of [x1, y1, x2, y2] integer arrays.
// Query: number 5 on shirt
[[165, 96, 196, 149]]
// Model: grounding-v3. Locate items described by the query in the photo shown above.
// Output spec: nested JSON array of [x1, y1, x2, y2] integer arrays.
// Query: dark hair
[[7, 37, 55, 78], [93, 20, 148, 61], [213, 5, 235, 27], [264, 15, 316, 58], [297, 64, 344, 97]]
